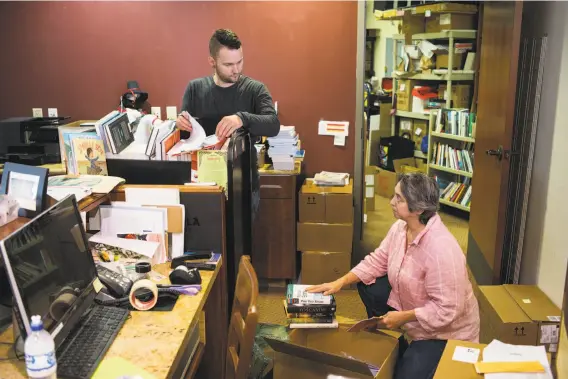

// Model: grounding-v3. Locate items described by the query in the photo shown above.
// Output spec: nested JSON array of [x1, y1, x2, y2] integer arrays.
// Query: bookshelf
[[391, 29, 478, 187], [427, 109, 475, 212]]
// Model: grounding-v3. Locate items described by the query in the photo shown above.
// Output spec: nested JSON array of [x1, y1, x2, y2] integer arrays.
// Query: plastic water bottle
[[24, 315, 57, 379]]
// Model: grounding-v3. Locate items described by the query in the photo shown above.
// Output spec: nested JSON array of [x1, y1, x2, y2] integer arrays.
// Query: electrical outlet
[[47, 108, 58, 117], [151, 107, 161, 119], [166, 106, 177, 120], [32, 108, 43, 118]]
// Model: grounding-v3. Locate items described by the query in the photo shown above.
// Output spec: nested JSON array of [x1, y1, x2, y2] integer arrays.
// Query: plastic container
[[24, 315, 57, 379]]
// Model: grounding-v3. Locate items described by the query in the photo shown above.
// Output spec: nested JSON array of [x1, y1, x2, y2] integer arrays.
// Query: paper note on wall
[[333, 135, 346, 146], [319, 120, 349, 137]]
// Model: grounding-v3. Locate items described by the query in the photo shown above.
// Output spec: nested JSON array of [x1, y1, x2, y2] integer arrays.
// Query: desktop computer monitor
[[0, 195, 98, 346]]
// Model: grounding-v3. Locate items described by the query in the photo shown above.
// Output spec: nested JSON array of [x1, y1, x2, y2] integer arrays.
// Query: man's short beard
[[215, 69, 240, 84]]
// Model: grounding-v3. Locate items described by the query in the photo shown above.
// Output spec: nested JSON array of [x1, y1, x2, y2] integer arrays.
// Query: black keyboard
[[56, 305, 129, 379]]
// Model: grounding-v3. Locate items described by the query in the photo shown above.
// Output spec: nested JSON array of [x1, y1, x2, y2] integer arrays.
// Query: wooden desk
[[253, 163, 302, 280], [0, 217, 228, 379]]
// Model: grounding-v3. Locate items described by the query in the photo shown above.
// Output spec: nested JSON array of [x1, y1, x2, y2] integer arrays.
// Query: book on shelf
[[432, 143, 474, 173], [434, 108, 477, 138], [436, 176, 472, 207]]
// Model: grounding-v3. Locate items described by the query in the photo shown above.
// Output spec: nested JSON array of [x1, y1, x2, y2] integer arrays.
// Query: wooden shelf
[[439, 198, 470, 212], [394, 72, 475, 81], [431, 132, 475, 143], [394, 30, 477, 41], [395, 110, 430, 120], [429, 164, 473, 177]]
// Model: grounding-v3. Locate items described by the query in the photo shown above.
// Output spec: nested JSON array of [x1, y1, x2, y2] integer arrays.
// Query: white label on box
[[415, 127, 423, 135], [401, 120, 412, 131], [549, 343, 558, 353], [399, 83, 406, 91], [547, 315, 561, 322], [452, 346, 480, 364], [333, 135, 346, 146], [522, 298, 531, 304], [365, 174, 374, 185], [425, 10, 431, 17], [540, 324, 559, 344], [366, 187, 374, 198], [440, 14, 451, 25], [364, 214, 367, 223]]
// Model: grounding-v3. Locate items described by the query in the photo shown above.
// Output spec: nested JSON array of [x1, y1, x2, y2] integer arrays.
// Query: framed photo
[[0, 162, 48, 218]]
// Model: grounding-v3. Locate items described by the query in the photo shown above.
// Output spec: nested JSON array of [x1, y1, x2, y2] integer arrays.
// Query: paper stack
[[314, 171, 350, 186], [284, 284, 338, 329], [267, 126, 299, 171]]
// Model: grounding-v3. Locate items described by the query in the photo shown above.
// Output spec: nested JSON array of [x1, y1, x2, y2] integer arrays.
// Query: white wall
[[520, 1, 568, 308], [365, 1, 400, 84]]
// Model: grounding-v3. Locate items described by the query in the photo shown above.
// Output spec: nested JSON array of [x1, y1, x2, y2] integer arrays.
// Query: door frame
[[353, 0, 366, 261]]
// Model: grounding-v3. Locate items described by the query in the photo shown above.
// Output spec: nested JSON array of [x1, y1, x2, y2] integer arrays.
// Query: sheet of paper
[[125, 188, 180, 205], [318, 120, 349, 137], [452, 346, 480, 364], [333, 135, 346, 146], [48, 186, 92, 203], [99, 205, 166, 235], [7, 171, 40, 211], [197, 151, 227, 188], [366, 187, 374, 198], [482, 340, 553, 379], [167, 113, 206, 155]]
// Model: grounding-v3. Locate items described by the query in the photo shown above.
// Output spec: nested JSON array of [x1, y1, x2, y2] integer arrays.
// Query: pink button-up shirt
[[352, 214, 479, 342]]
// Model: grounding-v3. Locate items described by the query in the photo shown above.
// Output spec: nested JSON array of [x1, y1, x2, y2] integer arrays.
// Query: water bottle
[[24, 315, 57, 379]]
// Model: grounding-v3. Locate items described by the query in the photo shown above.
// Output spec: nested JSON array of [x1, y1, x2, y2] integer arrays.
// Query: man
[[176, 29, 280, 139]]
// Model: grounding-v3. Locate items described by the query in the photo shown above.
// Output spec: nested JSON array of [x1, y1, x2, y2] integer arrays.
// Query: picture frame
[[0, 162, 48, 218]]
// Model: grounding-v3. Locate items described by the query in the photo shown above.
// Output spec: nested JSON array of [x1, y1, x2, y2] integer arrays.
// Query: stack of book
[[266, 126, 299, 171], [313, 171, 350, 186], [284, 284, 338, 329]]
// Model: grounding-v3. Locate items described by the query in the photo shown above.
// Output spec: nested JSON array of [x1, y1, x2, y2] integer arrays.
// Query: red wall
[[0, 1, 357, 175]]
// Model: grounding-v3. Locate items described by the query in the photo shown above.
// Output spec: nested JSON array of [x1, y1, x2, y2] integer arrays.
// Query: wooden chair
[[226, 255, 259, 379]]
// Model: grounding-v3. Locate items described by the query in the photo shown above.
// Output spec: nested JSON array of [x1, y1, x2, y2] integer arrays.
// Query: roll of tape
[[129, 279, 158, 311]]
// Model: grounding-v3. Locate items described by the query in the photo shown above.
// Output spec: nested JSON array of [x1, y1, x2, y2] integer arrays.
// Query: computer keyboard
[[56, 305, 129, 379]]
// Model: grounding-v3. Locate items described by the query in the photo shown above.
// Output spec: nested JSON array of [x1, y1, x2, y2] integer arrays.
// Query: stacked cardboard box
[[376, 158, 427, 199], [478, 285, 561, 358], [364, 166, 380, 212], [297, 179, 353, 285]]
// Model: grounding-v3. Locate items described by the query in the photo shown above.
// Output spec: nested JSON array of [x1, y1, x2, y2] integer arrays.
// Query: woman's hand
[[306, 280, 343, 296], [378, 310, 416, 330]]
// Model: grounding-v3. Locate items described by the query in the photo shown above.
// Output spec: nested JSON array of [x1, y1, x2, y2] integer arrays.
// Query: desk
[[0, 220, 228, 379], [253, 162, 302, 279]]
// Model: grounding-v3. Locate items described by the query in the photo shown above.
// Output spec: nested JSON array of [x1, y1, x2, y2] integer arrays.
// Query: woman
[[307, 173, 479, 379]]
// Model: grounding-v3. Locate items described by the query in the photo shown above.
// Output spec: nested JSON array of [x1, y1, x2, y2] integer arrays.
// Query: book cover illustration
[[59, 127, 96, 173], [72, 137, 108, 175]]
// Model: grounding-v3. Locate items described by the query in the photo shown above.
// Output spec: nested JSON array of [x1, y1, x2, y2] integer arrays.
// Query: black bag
[[378, 136, 415, 171]]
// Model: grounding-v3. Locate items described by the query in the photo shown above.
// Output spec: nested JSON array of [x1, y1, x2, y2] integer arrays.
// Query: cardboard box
[[301, 251, 351, 285], [478, 285, 538, 346], [265, 328, 399, 379], [426, 14, 476, 33], [503, 284, 561, 354], [400, 15, 425, 44], [299, 179, 353, 224], [439, 84, 472, 109], [396, 80, 414, 111], [412, 120, 428, 149], [297, 223, 353, 253], [478, 285, 561, 355], [436, 52, 465, 70], [433, 340, 485, 379]]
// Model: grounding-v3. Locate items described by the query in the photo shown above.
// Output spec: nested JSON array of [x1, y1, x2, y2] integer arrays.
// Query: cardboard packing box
[[365, 166, 379, 210], [265, 328, 399, 379], [439, 84, 472, 109], [425, 14, 476, 33], [301, 251, 351, 285], [297, 223, 353, 253], [433, 340, 485, 379], [436, 52, 465, 70], [299, 179, 353, 224], [412, 120, 428, 149], [478, 285, 561, 355], [396, 80, 414, 112]]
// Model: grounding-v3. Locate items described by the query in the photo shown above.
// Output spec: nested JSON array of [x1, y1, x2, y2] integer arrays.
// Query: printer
[[0, 116, 70, 165]]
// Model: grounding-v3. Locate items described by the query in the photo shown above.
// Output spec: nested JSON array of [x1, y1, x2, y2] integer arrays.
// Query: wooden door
[[467, 1, 524, 285]]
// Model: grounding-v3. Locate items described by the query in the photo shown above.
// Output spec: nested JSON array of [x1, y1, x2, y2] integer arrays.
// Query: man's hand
[[306, 280, 343, 296], [176, 113, 193, 132], [216, 115, 243, 138], [377, 310, 416, 330]]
